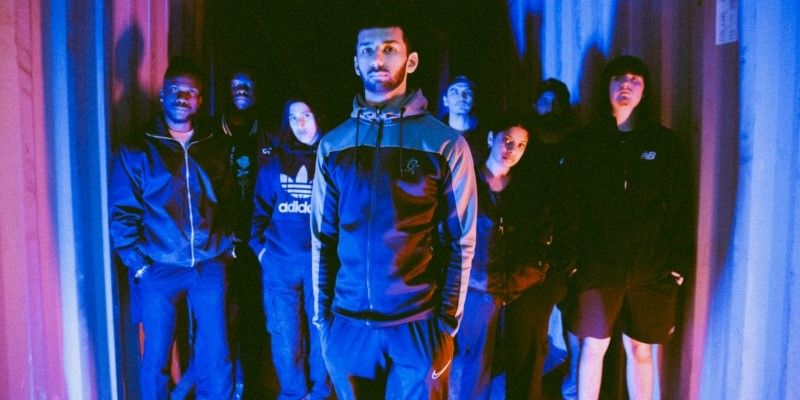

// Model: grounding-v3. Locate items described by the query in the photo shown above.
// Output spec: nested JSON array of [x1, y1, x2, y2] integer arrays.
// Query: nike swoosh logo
[[431, 359, 452, 380]]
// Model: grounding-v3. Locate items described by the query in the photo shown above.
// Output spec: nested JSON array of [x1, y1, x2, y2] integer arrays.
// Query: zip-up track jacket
[[250, 135, 318, 268], [311, 90, 477, 335], [110, 116, 235, 269]]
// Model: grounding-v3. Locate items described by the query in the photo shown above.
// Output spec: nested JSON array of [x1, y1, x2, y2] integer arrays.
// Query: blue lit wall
[[700, 1, 800, 398], [508, 0, 616, 104]]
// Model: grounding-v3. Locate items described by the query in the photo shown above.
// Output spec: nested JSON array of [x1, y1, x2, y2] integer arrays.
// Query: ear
[[405, 52, 419, 74], [442, 95, 448, 107], [353, 56, 360, 76], [486, 131, 494, 147]]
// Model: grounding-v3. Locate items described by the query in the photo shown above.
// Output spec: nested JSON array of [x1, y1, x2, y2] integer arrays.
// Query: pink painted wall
[[0, 0, 67, 398]]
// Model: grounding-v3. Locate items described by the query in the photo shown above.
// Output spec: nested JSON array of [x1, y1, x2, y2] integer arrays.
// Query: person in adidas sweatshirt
[[250, 99, 332, 400]]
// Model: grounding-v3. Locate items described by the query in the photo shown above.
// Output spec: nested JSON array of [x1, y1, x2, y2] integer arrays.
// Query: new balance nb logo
[[641, 151, 657, 160]]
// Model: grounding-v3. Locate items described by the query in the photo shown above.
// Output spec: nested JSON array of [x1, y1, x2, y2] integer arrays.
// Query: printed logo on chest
[[279, 165, 312, 214], [640, 151, 657, 161]]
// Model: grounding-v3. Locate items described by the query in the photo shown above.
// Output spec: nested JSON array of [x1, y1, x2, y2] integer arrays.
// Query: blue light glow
[[508, 0, 616, 103]]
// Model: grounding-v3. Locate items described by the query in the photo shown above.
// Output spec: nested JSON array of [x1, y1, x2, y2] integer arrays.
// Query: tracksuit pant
[[137, 254, 233, 400], [262, 263, 332, 399], [320, 315, 454, 400], [449, 289, 504, 400]]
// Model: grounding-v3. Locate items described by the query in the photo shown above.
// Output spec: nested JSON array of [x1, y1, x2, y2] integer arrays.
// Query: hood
[[275, 131, 320, 154], [350, 89, 429, 124]]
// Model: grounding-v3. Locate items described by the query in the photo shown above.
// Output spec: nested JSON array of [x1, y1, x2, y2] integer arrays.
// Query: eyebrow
[[358, 39, 402, 48]]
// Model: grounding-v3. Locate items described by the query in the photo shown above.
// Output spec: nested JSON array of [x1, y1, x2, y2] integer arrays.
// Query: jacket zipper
[[146, 132, 213, 267], [366, 119, 385, 318], [498, 214, 507, 305], [182, 142, 196, 267]]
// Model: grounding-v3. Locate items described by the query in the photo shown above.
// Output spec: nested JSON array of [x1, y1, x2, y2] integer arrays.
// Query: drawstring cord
[[354, 109, 361, 168], [398, 107, 406, 178]]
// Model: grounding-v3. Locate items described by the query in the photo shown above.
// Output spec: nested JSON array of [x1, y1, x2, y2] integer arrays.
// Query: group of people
[[110, 19, 690, 400]]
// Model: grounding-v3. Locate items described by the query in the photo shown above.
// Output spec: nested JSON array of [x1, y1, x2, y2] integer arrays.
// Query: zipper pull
[[624, 180, 628, 190], [498, 217, 504, 236]]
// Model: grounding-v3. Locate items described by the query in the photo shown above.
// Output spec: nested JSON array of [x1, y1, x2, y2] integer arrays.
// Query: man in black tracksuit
[[569, 56, 692, 400], [109, 57, 235, 399], [311, 24, 477, 399]]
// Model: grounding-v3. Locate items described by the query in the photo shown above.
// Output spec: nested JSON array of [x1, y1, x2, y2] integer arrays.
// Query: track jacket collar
[[351, 89, 428, 124], [144, 114, 213, 144]]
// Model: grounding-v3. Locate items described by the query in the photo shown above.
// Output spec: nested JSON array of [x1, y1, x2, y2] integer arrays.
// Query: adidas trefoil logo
[[280, 165, 312, 199], [279, 165, 312, 214]]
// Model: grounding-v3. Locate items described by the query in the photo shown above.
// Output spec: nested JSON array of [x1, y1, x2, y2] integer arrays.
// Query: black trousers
[[504, 273, 569, 400]]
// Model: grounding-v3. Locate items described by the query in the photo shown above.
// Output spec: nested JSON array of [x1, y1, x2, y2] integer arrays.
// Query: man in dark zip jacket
[[311, 23, 477, 399], [109, 57, 235, 400], [251, 99, 332, 399], [568, 55, 692, 400]]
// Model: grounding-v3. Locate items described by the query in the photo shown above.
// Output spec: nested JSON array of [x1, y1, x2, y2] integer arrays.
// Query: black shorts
[[571, 274, 679, 343]]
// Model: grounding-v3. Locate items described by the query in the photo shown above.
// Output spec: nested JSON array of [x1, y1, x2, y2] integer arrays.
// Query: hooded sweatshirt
[[569, 117, 692, 286], [250, 133, 319, 268], [311, 90, 477, 335]]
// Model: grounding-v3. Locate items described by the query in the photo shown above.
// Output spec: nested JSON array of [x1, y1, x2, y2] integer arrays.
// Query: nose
[[621, 76, 635, 88], [370, 52, 385, 68]]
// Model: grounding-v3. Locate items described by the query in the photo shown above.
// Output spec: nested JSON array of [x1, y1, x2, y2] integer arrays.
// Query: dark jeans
[[262, 261, 332, 399], [138, 255, 233, 400], [321, 316, 454, 400], [504, 273, 568, 400]]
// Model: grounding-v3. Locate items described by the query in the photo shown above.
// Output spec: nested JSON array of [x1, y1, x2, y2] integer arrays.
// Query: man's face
[[288, 101, 318, 144], [535, 90, 556, 116], [609, 73, 644, 112], [230, 72, 255, 112], [354, 27, 418, 98], [160, 75, 202, 125], [488, 126, 529, 168], [443, 82, 474, 115]]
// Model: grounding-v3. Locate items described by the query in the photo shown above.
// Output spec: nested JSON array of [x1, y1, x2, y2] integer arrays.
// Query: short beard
[[360, 65, 407, 95]]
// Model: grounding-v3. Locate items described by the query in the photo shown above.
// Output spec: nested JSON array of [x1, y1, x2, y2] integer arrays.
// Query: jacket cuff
[[120, 248, 150, 271], [436, 313, 459, 337]]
